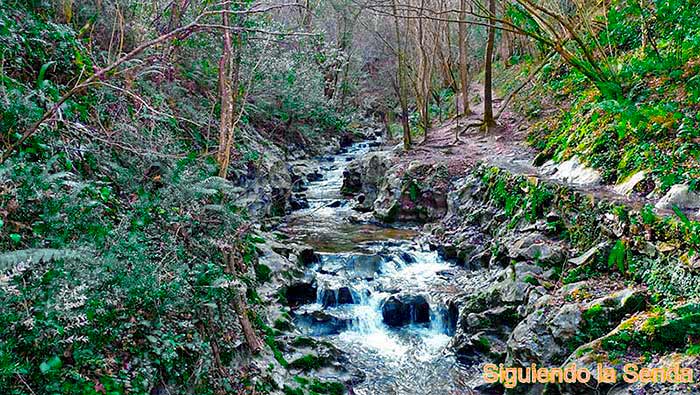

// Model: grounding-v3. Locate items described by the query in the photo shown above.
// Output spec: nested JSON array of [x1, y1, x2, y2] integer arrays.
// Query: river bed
[[279, 141, 480, 394]]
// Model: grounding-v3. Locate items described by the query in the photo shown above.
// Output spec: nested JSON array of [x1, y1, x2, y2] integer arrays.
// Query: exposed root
[[454, 120, 485, 142]]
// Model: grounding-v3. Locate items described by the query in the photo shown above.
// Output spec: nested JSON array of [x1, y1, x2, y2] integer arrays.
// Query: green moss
[[253, 314, 288, 367], [308, 379, 345, 395], [274, 317, 293, 331], [289, 354, 326, 371], [292, 337, 317, 348], [283, 385, 305, 395], [523, 275, 539, 286], [255, 263, 272, 283]]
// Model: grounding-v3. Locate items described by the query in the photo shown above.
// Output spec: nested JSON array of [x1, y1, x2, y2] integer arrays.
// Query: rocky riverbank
[[340, 142, 700, 394]]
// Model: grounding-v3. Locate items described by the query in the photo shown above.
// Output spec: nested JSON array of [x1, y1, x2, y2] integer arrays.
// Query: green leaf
[[0, 218, 3, 229], [672, 205, 690, 225], [39, 356, 62, 374], [608, 240, 626, 273], [37, 61, 56, 89], [99, 187, 111, 201], [9, 234, 21, 243]]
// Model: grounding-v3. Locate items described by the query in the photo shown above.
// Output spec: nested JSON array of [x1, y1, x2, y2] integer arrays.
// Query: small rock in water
[[328, 200, 343, 208], [307, 171, 323, 182], [319, 287, 355, 307], [399, 251, 416, 264], [289, 193, 309, 210], [299, 248, 321, 266], [381, 294, 430, 327]]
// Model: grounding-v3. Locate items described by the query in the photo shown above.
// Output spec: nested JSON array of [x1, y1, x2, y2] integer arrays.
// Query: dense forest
[[1, 0, 700, 394]]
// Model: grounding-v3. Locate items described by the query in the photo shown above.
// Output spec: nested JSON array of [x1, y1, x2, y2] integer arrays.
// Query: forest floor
[[398, 82, 674, 215], [404, 83, 536, 177]]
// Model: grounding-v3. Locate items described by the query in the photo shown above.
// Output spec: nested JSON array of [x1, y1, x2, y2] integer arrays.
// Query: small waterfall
[[350, 289, 387, 335], [429, 305, 453, 335]]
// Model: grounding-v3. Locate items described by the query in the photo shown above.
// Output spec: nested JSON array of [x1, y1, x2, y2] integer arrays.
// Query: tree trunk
[[216, 5, 243, 179], [392, 0, 412, 150], [483, 0, 497, 130], [232, 292, 263, 354], [160, 0, 191, 82], [458, 0, 472, 116], [415, 0, 432, 143], [222, 247, 263, 354], [217, 6, 234, 176]]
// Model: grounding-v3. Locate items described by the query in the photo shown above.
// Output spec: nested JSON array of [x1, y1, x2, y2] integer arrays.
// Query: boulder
[[381, 294, 430, 327], [505, 287, 647, 372], [299, 248, 321, 266], [655, 184, 700, 210], [373, 162, 450, 223], [542, 156, 601, 186], [294, 310, 352, 336], [613, 170, 647, 195], [506, 232, 567, 266], [286, 282, 318, 307]]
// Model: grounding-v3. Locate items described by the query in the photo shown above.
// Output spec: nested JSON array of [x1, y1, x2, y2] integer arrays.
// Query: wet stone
[[381, 294, 431, 327], [319, 286, 355, 307], [286, 282, 318, 307]]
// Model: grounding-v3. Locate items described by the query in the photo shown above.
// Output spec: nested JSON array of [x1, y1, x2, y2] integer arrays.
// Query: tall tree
[[413, 0, 433, 142], [392, 0, 412, 150], [458, 0, 472, 116], [483, 0, 497, 131], [216, 5, 244, 179]]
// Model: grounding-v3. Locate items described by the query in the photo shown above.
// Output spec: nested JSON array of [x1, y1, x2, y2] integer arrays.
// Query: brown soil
[[397, 82, 537, 177]]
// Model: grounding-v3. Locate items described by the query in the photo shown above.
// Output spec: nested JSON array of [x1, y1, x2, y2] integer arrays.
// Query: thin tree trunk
[[217, 6, 234, 178], [415, 0, 432, 143], [458, 0, 472, 116], [392, 0, 411, 150], [219, 35, 242, 178], [483, 0, 497, 130], [222, 248, 263, 354]]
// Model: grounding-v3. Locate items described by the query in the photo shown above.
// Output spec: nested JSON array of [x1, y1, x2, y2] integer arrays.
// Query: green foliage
[[601, 303, 700, 359], [607, 240, 628, 273], [283, 378, 345, 395], [524, 0, 700, 192]]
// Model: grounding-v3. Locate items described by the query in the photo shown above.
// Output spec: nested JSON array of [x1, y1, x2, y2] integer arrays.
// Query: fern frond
[[0, 249, 86, 271]]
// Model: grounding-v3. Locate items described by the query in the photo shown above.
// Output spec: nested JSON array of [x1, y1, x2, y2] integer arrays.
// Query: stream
[[280, 141, 480, 394]]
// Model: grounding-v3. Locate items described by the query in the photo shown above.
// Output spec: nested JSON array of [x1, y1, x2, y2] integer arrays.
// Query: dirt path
[[401, 82, 535, 177], [395, 82, 694, 218]]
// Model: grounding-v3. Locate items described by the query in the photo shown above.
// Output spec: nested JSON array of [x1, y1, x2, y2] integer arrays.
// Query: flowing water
[[281, 141, 480, 394]]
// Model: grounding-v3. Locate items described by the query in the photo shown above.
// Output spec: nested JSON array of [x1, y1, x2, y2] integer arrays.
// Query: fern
[[0, 249, 86, 271]]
